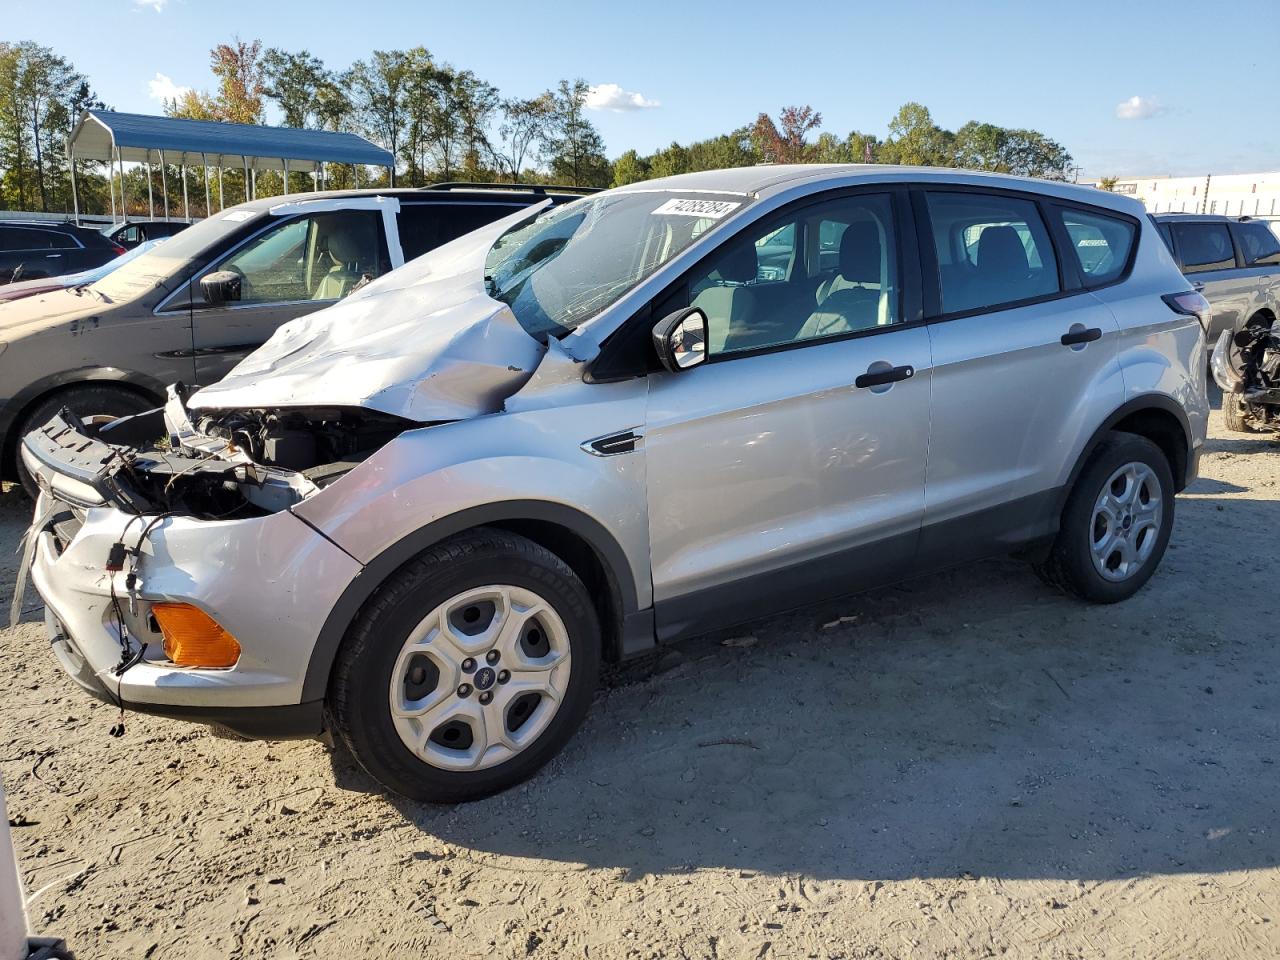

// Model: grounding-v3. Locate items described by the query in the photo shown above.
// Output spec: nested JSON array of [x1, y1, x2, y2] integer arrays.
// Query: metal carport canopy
[[67, 109, 393, 172]]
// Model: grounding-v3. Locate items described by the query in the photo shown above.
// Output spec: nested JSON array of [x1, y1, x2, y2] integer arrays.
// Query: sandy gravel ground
[[3, 396, 1279, 960]]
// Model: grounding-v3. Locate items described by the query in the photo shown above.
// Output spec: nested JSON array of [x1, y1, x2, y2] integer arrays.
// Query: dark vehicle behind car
[[101, 218, 191, 249], [0, 221, 124, 284]]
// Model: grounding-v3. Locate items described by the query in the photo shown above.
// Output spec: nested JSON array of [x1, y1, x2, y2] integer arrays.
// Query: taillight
[[1162, 290, 1211, 334], [110, 243, 126, 256]]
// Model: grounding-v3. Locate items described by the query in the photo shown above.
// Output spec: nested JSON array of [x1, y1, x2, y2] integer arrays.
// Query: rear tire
[[15, 385, 154, 497], [329, 529, 601, 803], [1221, 390, 1252, 433], [1033, 433, 1175, 603]]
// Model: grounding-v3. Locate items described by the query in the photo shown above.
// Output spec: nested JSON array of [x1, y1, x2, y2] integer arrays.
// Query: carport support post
[[108, 140, 117, 222], [159, 150, 169, 219], [117, 147, 129, 223], [217, 165, 225, 211], [146, 159, 155, 219], [68, 142, 80, 226], [181, 163, 190, 221], [243, 158, 251, 201], [201, 153, 210, 217], [283, 158, 290, 196]]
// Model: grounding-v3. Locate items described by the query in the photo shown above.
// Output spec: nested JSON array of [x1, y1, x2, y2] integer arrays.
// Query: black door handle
[[1060, 327, 1102, 346], [855, 364, 914, 388]]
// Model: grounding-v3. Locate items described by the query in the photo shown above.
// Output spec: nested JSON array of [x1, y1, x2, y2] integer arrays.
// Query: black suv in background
[[1152, 213, 1280, 341], [0, 221, 125, 284]]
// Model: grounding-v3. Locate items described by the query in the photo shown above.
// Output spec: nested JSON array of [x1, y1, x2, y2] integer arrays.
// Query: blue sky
[[12, 0, 1278, 178]]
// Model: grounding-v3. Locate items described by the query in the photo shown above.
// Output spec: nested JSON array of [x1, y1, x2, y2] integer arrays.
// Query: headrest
[[839, 221, 882, 284], [976, 225, 1028, 275], [326, 223, 366, 264], [712, 241, 759, 284]]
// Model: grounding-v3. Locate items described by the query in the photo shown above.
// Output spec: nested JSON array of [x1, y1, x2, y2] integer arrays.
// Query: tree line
[[0, 37, 1077, 218]]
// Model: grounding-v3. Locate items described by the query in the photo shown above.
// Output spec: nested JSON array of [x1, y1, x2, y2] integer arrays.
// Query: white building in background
[[1090, 171, 1280, 217]]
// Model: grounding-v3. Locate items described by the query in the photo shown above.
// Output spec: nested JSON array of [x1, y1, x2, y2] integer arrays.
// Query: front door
[[188, 208, 390, 386], [644, 191, 932, 640]]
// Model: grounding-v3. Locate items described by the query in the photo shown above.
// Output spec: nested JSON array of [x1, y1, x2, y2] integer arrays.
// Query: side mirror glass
[[200, 270, 242, 306], [652, 307, 708, 373]]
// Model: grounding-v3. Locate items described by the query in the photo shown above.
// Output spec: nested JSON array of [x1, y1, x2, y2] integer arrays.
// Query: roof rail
[[421, 181, 601, 196]]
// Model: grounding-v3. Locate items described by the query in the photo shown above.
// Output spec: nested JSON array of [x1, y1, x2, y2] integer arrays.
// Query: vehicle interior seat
[[691, 241, 760, 354], [312, 221, 373, 300], [970, 224, 1033, 305], [796, 221, 885, 340]]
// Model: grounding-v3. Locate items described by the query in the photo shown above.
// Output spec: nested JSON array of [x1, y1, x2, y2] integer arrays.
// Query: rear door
[[1228, 219, 1280, 325], [1170, 220, 1247, 340], [918, 189, 1128, 564], [186, 207, 393, 385]]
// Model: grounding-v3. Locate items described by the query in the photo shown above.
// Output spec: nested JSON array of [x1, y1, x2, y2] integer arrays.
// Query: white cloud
[[148, 72, 190, 103], [1115, 95, 1164, 120], [585, 83, 661, 112], [134, 0, 169, 11]]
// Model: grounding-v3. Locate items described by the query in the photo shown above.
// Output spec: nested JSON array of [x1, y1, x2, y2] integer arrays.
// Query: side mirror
[[200, 270, 242, 306], [652, 307, 708, 373]]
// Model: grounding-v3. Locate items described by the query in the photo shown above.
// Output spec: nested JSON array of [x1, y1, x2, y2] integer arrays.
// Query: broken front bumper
[[22, 427, 362, 739]]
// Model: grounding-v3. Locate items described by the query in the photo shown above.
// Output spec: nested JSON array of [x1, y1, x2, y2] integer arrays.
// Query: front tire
[[329, 529, 601, 803], [15, 385, 154, 496], [1034, 433, 1175, 603]]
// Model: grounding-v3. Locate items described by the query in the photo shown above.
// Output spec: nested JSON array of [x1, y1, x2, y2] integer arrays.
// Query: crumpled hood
[[188, 202, 551, 422]]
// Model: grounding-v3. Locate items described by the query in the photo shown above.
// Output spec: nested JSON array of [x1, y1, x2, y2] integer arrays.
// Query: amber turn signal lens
[[153, 603, 241, 668]]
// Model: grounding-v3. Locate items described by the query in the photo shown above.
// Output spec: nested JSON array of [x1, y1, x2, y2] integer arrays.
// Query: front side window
[[1232, 221, 1280, 266], [485, 192, 749, 341], [1059, 207, 1136, 285], [687, 192, 899, 356], [926, 192, 1059, 315], [1173, 222, 1235, 273], [398, 202, 525, 261], [212, 210, 385, 304]]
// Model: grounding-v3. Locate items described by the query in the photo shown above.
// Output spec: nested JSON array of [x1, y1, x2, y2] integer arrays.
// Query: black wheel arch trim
[[1061, 393, 1195, 508], [0, 366, 167, 480], [300, 499, 646, 703]]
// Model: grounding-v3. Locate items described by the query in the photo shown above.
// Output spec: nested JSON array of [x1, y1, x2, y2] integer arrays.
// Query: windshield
[[483, 191, 750, 340], [90, 207, 266, 302]]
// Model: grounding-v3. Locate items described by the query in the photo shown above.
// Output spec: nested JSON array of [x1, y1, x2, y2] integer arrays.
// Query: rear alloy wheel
[[330, 530, 600, 802], [1034, 433, 1175, 603]]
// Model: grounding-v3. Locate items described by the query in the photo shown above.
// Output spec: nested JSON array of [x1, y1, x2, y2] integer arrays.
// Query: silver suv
[[23, 166, 1209, 802], [1152, 213, 1280, 341]]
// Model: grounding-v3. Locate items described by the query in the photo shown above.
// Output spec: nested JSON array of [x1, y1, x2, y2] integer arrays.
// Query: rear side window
[[398, 202, 524, 261], [1058, 207, 1136, 285], [1231, 221, 1280, 267], [1171, 222, 1235, 273], [0, 227, 62, 251], [926, 192, 1060, 315]]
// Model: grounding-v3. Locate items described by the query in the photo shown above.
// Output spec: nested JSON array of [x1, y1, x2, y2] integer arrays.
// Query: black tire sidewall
[[332, 539, 601, 803], [1056, 433, 1175, 603], [16, 386, 153, 496]]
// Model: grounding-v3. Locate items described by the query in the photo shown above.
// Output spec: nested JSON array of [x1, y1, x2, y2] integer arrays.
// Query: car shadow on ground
[[330, 492, 1280, 884]]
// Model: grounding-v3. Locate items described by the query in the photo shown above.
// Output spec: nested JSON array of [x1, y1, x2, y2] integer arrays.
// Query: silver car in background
[[1152, 213, 1280, 341], [24, 165, 1209, 803]]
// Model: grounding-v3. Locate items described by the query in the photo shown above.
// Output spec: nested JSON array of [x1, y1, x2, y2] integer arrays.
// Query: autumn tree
[[210, 38, 265, 124], [751, 105, 822, 163]]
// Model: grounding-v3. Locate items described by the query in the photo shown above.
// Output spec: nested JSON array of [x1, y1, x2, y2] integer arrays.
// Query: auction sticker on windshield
[[652, 198, 742, 219]]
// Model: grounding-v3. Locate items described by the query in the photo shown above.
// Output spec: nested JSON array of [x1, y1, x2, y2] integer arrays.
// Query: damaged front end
[[1211, 320, 1280, 430], [22, 384, 417, 518]]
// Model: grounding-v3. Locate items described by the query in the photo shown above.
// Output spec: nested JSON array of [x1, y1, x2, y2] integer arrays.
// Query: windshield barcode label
[[652, 198, 741, 219]]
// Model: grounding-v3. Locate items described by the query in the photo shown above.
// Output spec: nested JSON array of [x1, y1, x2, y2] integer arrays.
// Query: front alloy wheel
[[389, 585, 572, 772], [330, 530, 600, 802]]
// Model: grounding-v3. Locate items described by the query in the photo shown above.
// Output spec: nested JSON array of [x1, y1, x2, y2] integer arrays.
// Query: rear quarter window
[[1231, 221, 1280, 267], [397, 202, 525, 261], [1058, 207, 1136, 286]]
